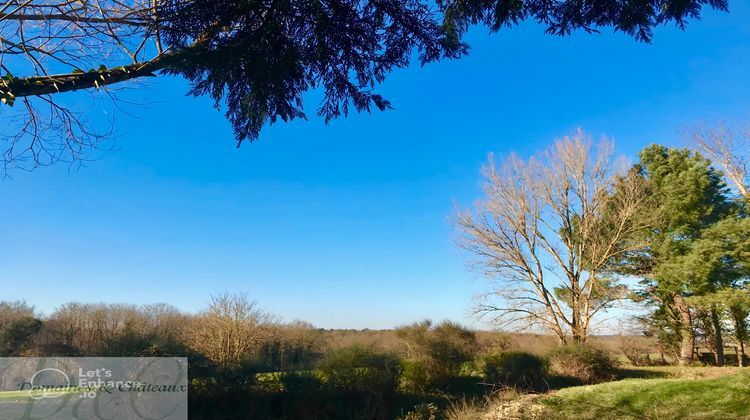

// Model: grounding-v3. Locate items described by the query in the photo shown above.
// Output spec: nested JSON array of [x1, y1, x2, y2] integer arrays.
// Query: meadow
[[494, 367, 749, 419]]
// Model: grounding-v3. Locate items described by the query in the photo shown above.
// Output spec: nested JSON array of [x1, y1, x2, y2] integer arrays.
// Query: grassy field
[[0, 388, 77, 401], [504, 367, 750, 419], [0, 390, 34, 402]]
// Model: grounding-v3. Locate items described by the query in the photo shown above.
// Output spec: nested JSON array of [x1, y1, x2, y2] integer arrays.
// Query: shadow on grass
[[188, 390, 425, 419], [613, 368, 673, 380], [543, 375, 585, 390], [443, 375, 486, 397], [540, 367, 672, 392], [187, 376, 488, 420]]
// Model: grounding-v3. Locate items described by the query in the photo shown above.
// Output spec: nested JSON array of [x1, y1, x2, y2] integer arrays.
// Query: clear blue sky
[[1, 4, 749, 329]]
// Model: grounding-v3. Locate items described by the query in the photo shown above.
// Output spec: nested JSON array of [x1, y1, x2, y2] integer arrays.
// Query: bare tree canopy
[[188, 292, 276, 368], [0, 0, 727, 171], [457, 130, 656, 343], [688, 123, 749, 199]]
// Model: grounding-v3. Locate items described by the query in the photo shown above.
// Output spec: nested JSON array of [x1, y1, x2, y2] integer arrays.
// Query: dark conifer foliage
[[158, 0, 467, 144], [155, 0, 727, 143], [439, 0, 728, 42], [0, 0, 730, 168]]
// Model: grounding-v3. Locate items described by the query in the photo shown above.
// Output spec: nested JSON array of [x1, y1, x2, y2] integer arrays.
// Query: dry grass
[[444, 398, 486, 420], [320, 329, 409, 354], [320, 330, 664, 360]]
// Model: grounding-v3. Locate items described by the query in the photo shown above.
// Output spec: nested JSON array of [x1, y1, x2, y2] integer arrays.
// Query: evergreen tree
[[681, 218, 750, 365], [623, 145, 736, 364]]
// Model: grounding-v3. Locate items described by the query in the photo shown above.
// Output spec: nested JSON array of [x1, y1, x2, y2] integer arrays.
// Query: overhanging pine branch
[[1, 56, 169, 101], [0, 13, 151, 26]]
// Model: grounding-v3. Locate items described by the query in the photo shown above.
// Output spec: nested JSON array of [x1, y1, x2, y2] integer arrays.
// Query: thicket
[[546, 343, 617, 384], [396, 320, 479, 392], [483, 351, 547, 390]]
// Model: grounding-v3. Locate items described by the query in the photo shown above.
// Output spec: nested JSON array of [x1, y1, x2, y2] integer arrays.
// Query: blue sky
[[1, 3, 749, 329]]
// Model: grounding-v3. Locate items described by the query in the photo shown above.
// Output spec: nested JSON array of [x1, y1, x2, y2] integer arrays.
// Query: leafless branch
[[457, 130, 656, 343], [0, 0, 160, 170], [688, 122, 749, 199]]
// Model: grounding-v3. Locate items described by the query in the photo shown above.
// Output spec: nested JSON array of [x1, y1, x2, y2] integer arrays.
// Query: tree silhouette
[[0, 0, 728, 170]]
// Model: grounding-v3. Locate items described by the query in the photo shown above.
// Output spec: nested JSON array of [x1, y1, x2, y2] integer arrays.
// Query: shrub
[[397, 403, 438, 420], [396, 320, 478, 391], [400, 360, 431, 393], [546, 343, 616, 384], [476, 332, 512, 357], [444, 398, 486, 420], [619, 335, 656, 366], [256, 321, 325, 371], [622, 346, 653, 367], [0, 316, 42, 356], [212, 358, 264, 391], [279, 372, 325, 394], [428, 321, 479, 372], [318, 345, 401, 393], [483, 352, 547, 390]]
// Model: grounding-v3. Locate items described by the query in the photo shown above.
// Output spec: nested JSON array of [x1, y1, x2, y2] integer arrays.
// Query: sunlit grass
[[540, 370, 750, 419], [0, 388, 78, 402]]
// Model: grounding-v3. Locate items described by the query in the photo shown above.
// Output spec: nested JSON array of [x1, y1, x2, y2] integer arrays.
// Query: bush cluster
[[396, 320, 479, 391], [318, 345, 401, 393], [546, 343, 616, 384], [399, 360, 432, 393], [397, 403, 439, 420], [483, 351, 547, 390]]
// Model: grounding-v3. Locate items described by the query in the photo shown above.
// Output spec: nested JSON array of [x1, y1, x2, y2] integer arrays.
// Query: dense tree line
[[0, 295, 497, 417], [0, 295, 322, 369]]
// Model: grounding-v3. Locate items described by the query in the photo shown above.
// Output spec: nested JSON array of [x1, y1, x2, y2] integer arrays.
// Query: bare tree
[[0, 0, 163, 171], [457, 130, 655, 343], [188, 292, 275, 368], [41, 301, 189, 355], [688, 123, 749, 199]]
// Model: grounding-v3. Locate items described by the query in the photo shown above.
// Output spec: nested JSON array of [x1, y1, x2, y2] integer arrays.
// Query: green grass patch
[[540, 370, 750, 419], [0, 388, 78, 402]]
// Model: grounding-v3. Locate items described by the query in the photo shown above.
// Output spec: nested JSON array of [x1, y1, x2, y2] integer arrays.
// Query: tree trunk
[[571, 327, 585, 343], [731, 307, 748, 367], [570, 288, 582, 343], [710, 308, 725, 366], [738, 342, 746, 367], [674, 294, 694, 365]]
